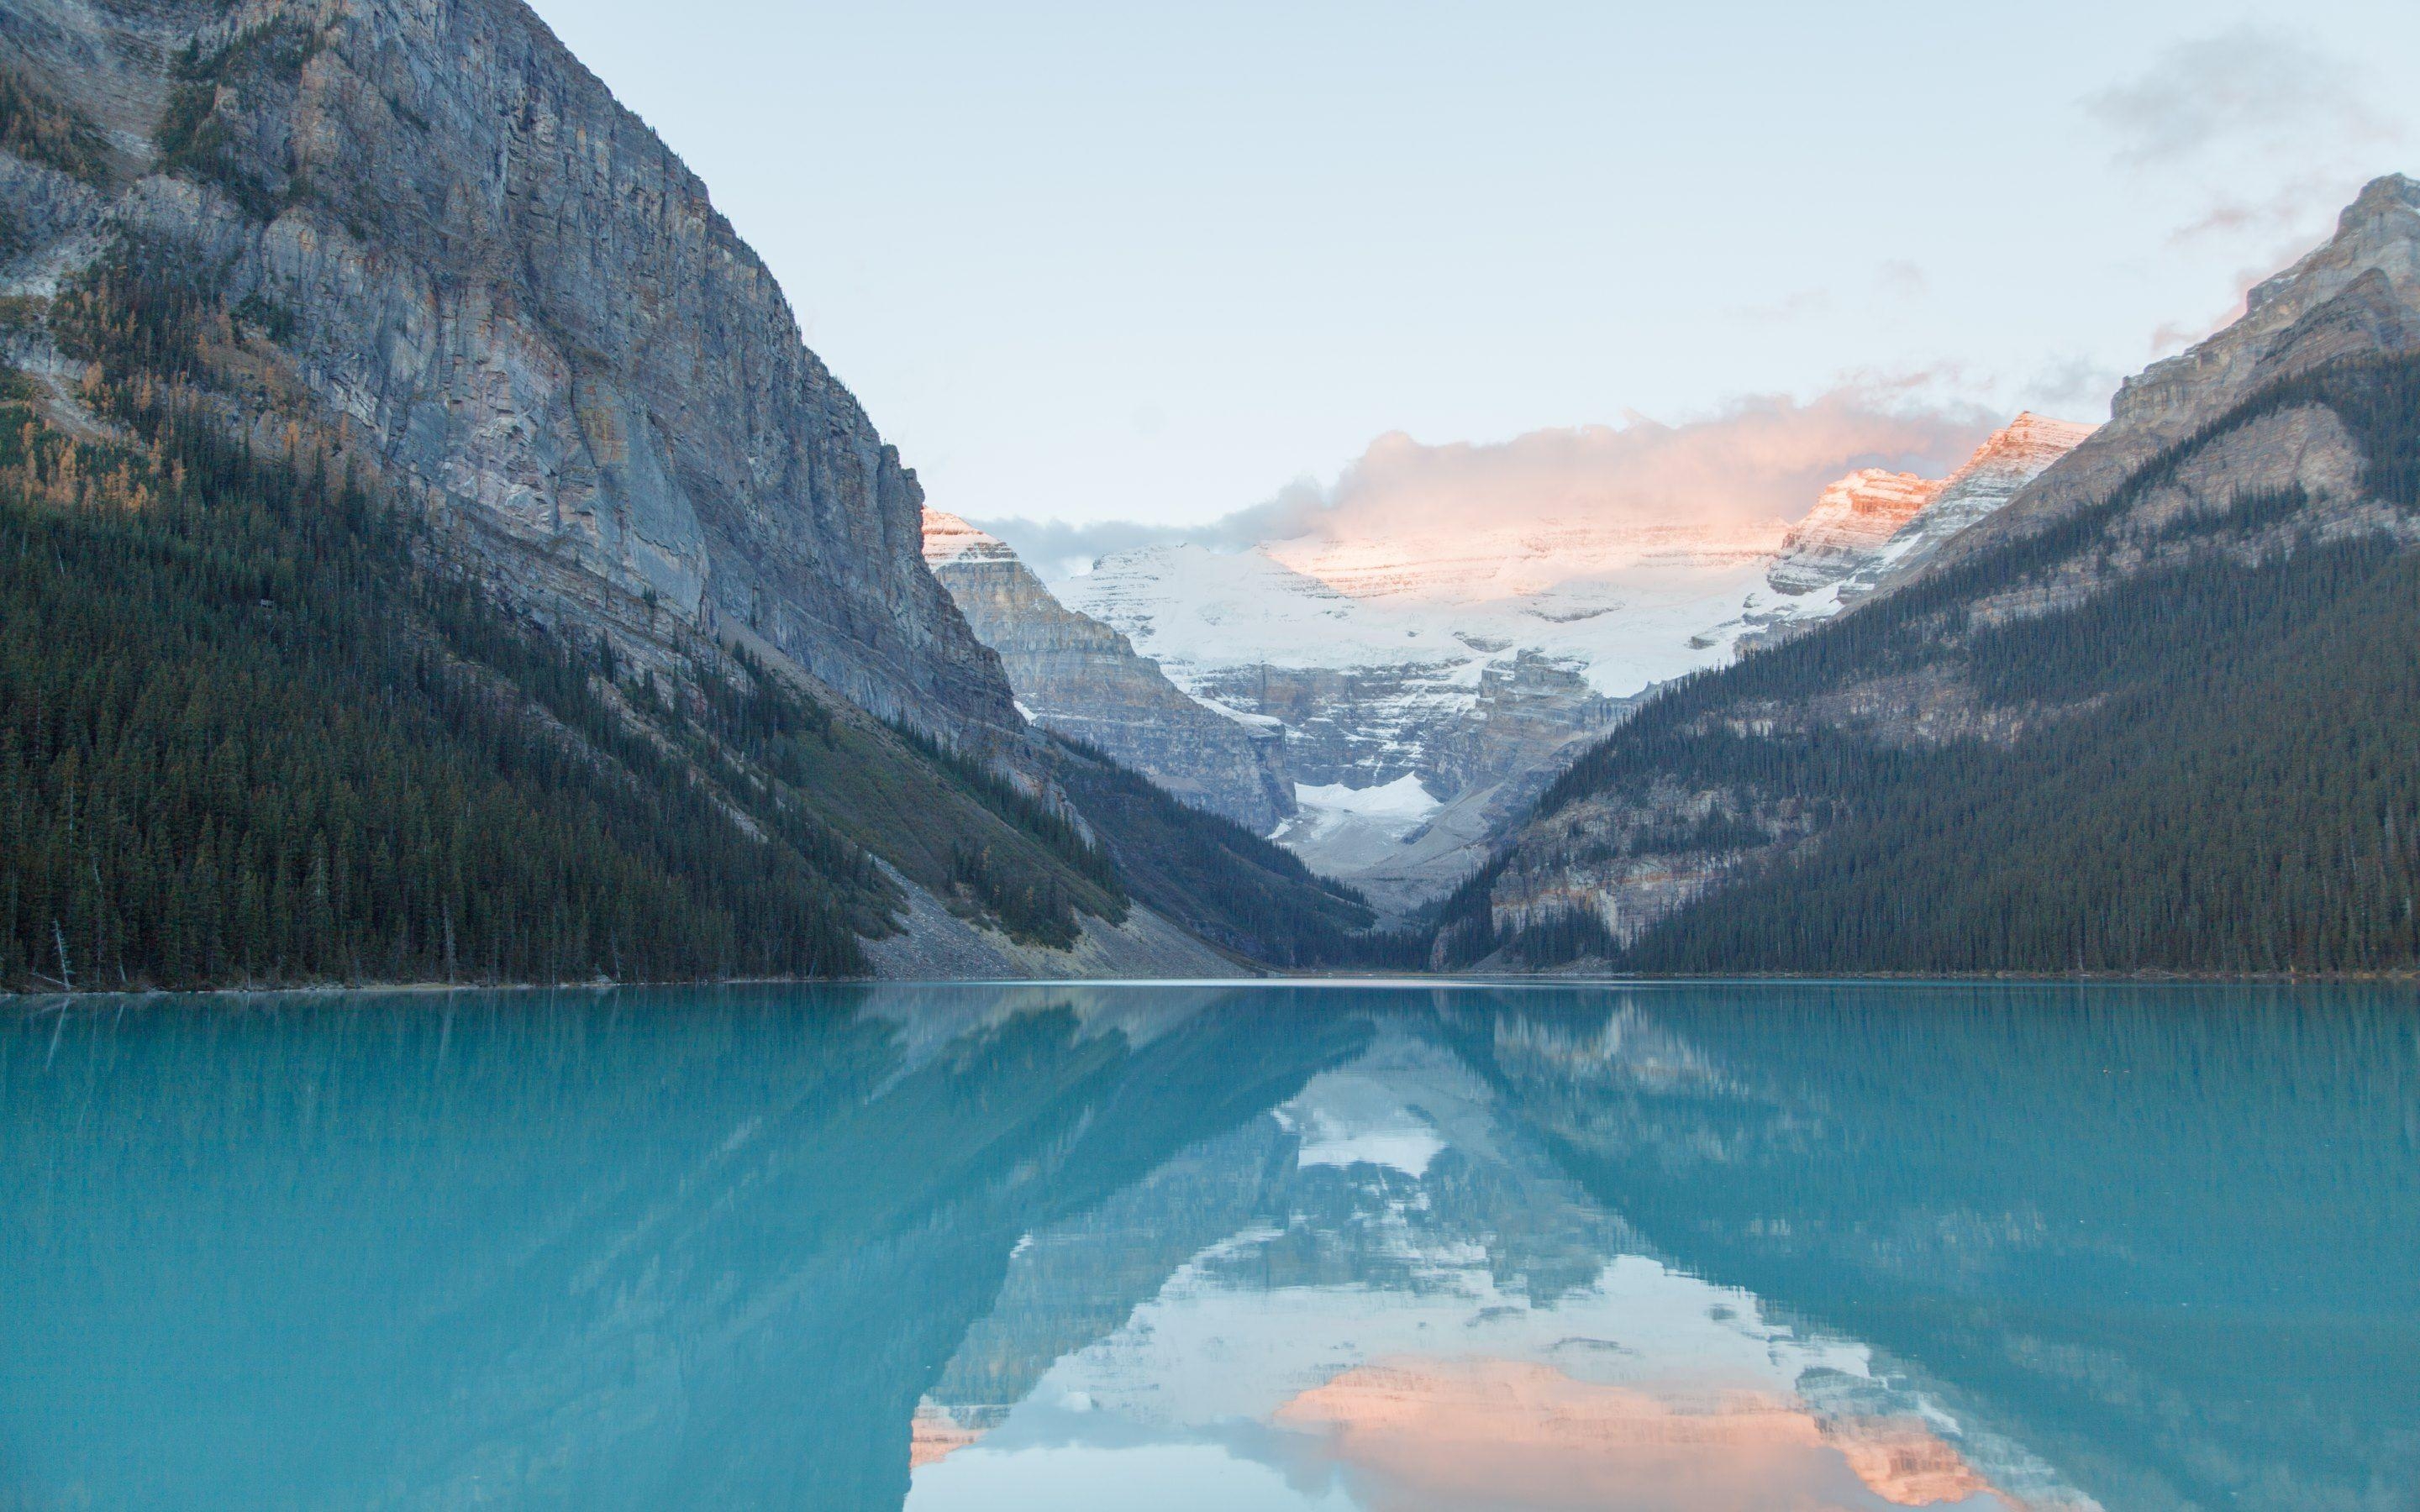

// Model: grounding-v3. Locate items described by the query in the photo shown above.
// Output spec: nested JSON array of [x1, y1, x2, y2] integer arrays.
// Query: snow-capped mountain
[[1049, 415, 2088, 911], [1765, 468, 1942, 596], [1768, 412, 2100, 609]]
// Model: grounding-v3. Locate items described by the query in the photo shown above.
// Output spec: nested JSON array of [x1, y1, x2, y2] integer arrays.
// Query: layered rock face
[[1468, 176, 2420, 968], [1939, 175, 2420, 573], [922, 512, 1293, 832], [0, 0, 1013, 732], [1765, 469, 1940, 595], [1760, 413, 2094, 612]]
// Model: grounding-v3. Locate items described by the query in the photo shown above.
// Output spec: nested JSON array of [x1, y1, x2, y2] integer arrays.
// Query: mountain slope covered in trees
[[0, 264, 1377, 990], [1442, 351, 2420, 974]]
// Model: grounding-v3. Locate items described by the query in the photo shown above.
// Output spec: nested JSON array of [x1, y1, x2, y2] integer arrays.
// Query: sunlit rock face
[[921, 511, 1294, 831], [1769, 469, 1944, 596], [1051, 418, 2080, 912], [1759, 414, 2096, 616]]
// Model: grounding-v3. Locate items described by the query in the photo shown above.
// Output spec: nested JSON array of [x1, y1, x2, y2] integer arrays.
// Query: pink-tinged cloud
[[1271, 1357, 2020, 1512], [1260, 391, 1996, 546], [977, 387, 1996, 575]]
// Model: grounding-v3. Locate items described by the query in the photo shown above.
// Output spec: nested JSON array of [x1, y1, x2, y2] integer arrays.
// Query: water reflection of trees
[[6, 984, 2414, 1511], [0, 986, 1370, 1509], [1444, 984, 2420, 1512]]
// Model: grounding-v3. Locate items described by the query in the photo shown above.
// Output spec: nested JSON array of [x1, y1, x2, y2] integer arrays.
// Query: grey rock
[[923, 511, 1295, 832], [0, 0, 1016, 733], [1476, 174, 2420, 957], [1939, 174, 2420, 574]]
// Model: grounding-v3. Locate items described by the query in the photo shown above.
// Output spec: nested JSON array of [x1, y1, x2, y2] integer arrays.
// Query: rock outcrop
[[1766, 469, 1940, 596], [1938, 175, 2420, 573], [922, 511, 1294, 832], [0, 0, 1013, 733], [1458, 175, 2420, 972], [1760, 413, 2095, 612]]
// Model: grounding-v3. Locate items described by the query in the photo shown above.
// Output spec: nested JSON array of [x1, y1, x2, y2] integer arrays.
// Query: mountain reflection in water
[[3, 984, 2414, 1510]]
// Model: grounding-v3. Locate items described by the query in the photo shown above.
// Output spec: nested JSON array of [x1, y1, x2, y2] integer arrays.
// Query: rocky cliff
[[0, 0, 1395, 984], [1765, 468, 1940, 595], [1453, 175, 2420, 974], [922, 510, 1294, 832], [1758, 413, 2095, 615], [1938, 176, 2420, 574], [0, 0, 1012, 732]]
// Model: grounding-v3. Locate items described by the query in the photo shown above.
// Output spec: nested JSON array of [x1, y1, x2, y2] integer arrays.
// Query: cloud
[[1729, 287, 1832, 324], [970, 515, 1209, 580], [979, 386, 1998, 576], [1875, 260, 1928, 299], [2085, 27, 2403, 272], [2084, 26, 2391, 168], [2015, 355, 2122, 419]]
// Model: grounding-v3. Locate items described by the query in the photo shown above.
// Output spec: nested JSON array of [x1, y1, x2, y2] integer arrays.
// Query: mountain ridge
[[0, 0, 1390, 986], [1441, 173, 2420, 976], [1041, 412, 2083, 913], [921, 509, 1296, 832]]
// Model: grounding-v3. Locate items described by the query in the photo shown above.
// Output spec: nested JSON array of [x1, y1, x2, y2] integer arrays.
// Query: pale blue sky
[[530, 0, 2419, 543]]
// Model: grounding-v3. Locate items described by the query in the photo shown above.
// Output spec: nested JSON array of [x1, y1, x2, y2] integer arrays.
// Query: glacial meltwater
[[3, 984, 2415, 1511]]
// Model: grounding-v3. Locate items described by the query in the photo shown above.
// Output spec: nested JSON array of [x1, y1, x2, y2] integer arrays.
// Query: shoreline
[[9, 968, 2420, 1005]]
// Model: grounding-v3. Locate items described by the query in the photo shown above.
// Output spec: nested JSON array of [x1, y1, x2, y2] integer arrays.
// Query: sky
[[529, 0, 2420, 572]]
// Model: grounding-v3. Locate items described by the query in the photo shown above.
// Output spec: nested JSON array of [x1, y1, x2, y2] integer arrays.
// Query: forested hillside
[[0, 237, 1382, 990], [1441, 354, 2420, 975], [1044, 738, 1420, 969]]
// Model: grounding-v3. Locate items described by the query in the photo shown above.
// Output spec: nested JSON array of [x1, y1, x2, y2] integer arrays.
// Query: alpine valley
[[1023, 411, 2092, 916], [3, 0, 2419, 985], [0, 0, 1379, 987]]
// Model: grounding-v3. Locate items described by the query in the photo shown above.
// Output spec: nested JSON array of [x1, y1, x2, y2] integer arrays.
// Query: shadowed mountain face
[[0, 0, 1398, 984], [5, 984, 2413, 1510]]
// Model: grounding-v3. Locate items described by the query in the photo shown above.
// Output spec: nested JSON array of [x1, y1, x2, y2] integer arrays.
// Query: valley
[[2, 0, 2417, 984]]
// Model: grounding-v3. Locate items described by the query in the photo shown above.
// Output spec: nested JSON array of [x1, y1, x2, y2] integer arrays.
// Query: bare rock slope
[[923, 512, 1294, 833], [0, 0, 1010, 732]]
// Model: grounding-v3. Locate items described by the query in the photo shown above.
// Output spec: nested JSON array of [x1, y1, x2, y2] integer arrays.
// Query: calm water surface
[[3, 983, 2416, 1510]]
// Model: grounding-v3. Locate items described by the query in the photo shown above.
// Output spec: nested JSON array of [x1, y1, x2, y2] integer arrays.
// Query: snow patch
[[1293, 774, 1439, 820]]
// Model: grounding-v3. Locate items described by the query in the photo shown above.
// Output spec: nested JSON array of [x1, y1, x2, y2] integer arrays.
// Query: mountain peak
[[2240, 171, 2420, 323], [2000, 410, 2093, 440], [1953, 413, 2096, 481], [2338, 172, 2420, 234], [922, 510, 1017, 567], [2086, 172, 2420, 449], [1768, 470, 1940, 596]]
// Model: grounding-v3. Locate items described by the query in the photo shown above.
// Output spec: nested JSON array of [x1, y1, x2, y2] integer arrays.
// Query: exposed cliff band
[[922, 510, 1295, 832]]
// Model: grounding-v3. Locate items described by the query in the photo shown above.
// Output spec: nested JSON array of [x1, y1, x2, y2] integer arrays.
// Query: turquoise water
[[3, 983, 2415, 1510]]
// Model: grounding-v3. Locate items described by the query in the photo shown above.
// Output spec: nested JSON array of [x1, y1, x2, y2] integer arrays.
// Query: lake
[[3, 982, 2415, 1510]]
